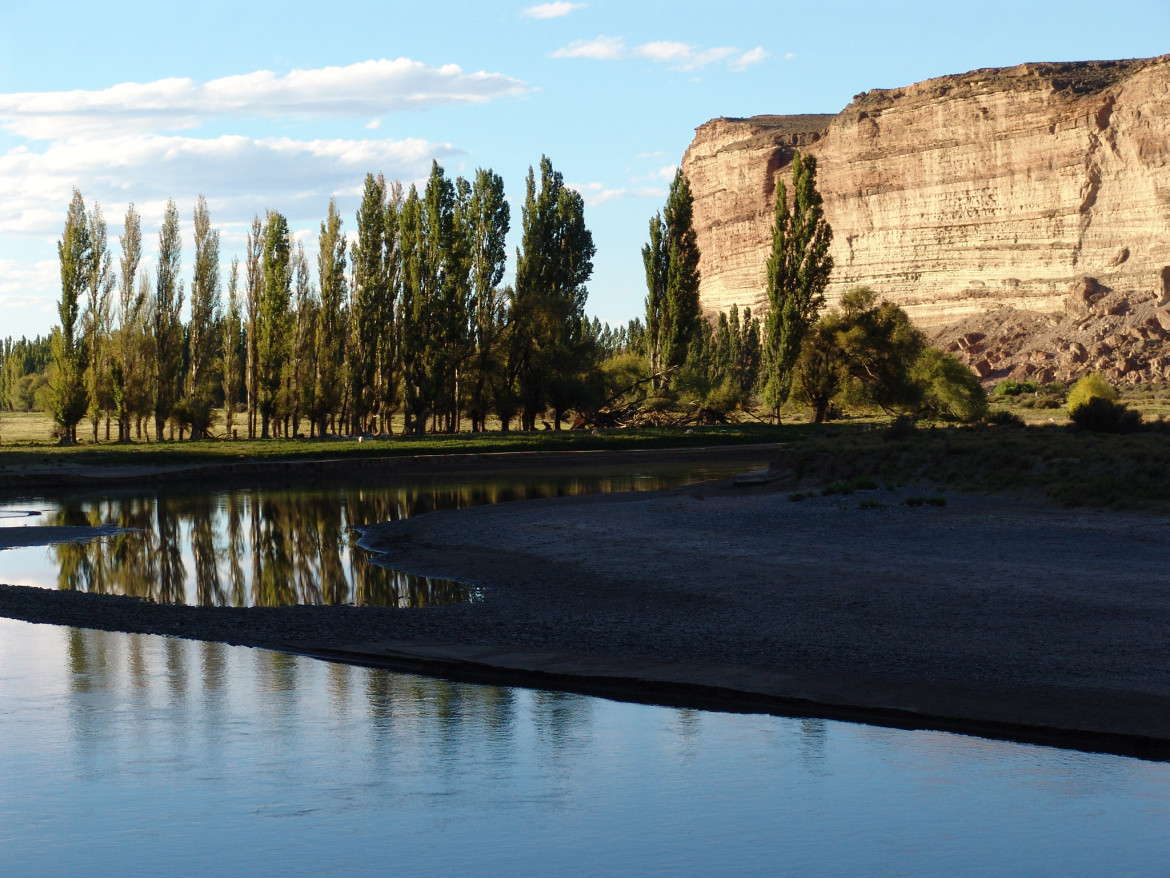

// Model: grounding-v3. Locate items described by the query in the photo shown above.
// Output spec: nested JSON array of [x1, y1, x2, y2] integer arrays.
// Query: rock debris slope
[[683, 56, 1170, 384]]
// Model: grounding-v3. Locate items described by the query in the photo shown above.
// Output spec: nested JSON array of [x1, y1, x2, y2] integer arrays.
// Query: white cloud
[[0, 134, 459, 238], [521, 2, 583, 18], [552, 35, 626, 61], [567, 181, 626, 206], [632, 186, 668, 199], [552, 37, 763, 71], [784, 52, 796, 61], [731, 47, 769, 71], [0, 59, 529, 140]]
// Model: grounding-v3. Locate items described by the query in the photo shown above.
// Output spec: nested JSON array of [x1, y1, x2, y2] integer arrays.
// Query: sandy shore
[[2, 453, 1169, 757]]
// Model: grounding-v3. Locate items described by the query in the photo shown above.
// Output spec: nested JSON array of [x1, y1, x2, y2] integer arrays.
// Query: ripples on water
[[0, 468, 732, 607], [0, 619, 1167, 877]]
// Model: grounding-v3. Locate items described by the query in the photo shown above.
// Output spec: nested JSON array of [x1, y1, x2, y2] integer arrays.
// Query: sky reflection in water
[[0, 618, 1168, 877]]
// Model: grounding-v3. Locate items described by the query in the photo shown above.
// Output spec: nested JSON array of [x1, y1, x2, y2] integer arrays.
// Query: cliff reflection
[[44, 473, 696, 608]]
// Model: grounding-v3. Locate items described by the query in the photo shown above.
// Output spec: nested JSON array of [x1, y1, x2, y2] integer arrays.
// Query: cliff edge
[[684, 55, 1170, 384]]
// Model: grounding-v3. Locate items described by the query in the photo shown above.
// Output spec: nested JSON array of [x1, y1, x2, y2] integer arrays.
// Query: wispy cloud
[[552, 37, 767, 71], [521, 2, 584, 18], [567, 181, 626, 206], [0, 59, 529, 140], [0, 134, 459, 238]]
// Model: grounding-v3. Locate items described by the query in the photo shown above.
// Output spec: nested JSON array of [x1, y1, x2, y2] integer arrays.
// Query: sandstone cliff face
[[683, 55, 1170, 383]]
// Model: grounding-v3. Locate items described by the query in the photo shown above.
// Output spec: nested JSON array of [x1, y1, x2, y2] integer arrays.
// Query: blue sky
[[1, 0, 1167, 340]]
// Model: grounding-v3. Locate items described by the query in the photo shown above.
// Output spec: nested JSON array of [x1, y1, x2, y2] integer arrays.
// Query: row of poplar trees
[[48, 157, 597, 443]]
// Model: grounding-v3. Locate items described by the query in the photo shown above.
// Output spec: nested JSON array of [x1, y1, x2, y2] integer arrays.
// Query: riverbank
[[2, 466, 1169, 759]]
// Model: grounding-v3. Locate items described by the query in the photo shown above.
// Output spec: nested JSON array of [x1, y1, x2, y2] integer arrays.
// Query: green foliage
[[763, 151, 833, 414], [511, 156, 598, 430], [644, 170, 702, 382], [152, 199, 185, 440], [51, 189, 91, 443], [187, 195, 221, 439], [793, 288, 985, 423], [912, 347, 988, 421], [256, 210, 291, 437], [1068, 396, 1142, 433], [1066, 372, 1117, 414], [313, 199, 347, 436], [993, 379, 1038, 397]]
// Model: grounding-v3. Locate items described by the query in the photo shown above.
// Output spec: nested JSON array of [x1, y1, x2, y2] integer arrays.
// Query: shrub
[[1068, 396, 1142, 433], [986, 410, 1026, 427], [913, 348, 988, 421], [1066, 372, 1117, 414], [994, 379, 1038, 397]]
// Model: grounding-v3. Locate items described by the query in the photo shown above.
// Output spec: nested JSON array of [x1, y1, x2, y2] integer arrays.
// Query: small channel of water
[[0, 465, 740, 607]]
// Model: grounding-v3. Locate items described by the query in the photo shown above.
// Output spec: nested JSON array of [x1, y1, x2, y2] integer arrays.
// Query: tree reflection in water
[[43, 471, 710, 608]]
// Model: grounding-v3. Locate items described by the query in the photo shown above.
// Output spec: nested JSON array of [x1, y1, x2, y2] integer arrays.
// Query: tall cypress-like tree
[[114, 203, 145, 442], [464, 168, 510, 432], [221, 258, 242, 439], [511, 156, 595, 430], [51, 189, 91, 444], [643, 169, 701, 386], [314, 199, 347, 436], [244, 215, 263, 438], [762, 151, 833, 419], [257, 210, 291, 438], [188, 195, 221, 439], [348, 174, 388, 434], [84, 201, 113, 441], [152, 199, 184, 440]]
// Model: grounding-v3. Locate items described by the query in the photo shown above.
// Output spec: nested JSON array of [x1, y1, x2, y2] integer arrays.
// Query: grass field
[[0, 408, 801, 467]]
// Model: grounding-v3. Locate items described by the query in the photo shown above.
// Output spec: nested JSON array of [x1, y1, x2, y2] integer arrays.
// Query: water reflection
[[3, 618, 1168, 878], [2, 467, 739, 609]]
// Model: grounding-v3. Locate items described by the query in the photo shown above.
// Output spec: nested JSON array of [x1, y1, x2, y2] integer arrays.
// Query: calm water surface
[[2, 465, 1169, 874], [0, 465, 742, 607], [1, 618, 1168, 877]]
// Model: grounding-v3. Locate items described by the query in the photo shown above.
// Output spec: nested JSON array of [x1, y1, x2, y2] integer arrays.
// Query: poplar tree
[[152, 199, 184, 440], [257, 210, 291, 438], [314, 199, 347, 436], [187, 195, 221, 439], [221, 258, 242, 438], [244, 215, 263, 438], [511, 156, 595, 430], [287, 241, 316, 436], [84, 201, 113, 441], [114, 204, 144, 442], [643, 169, 701, 386], [762, 151, 833, 419], [349, 174, 388, 434], [464, 168, 510, 432], [51, 189, 91, 444], [376, 181, 403, 432]]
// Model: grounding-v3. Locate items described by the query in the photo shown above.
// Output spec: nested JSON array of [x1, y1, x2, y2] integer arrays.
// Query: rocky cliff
[[683, 55, 1170, 383]]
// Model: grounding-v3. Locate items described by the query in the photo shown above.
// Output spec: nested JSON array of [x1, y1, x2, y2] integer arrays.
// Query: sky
[[1, 0, 1167, 340]]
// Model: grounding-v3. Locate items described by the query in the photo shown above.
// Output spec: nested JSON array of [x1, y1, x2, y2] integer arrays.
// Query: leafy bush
[[986, 410, 1026, 427], [912, 347, 988, 422], [994, 379, 1039, 397], [1066, 372, 1117, 413], [822, 475, 879, 495], [1068, 396, 1142, 433]]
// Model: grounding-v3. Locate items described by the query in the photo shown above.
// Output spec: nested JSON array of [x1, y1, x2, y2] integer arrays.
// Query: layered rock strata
[[683, 55, 1170, 383]]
